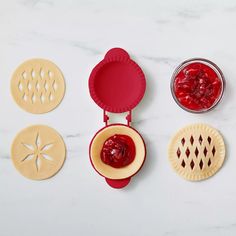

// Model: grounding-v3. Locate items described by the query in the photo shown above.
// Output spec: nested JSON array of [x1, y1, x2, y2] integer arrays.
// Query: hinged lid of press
[[89, 48, 146, 113]]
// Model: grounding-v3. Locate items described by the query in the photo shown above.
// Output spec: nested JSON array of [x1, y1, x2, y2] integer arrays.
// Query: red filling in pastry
[[101, 134, 136, 168]]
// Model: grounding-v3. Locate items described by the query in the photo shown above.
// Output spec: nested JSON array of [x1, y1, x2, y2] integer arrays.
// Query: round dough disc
[[90, 124, 146, 180], [168, 123, 225, 181], [11, 125, 66, 180], [11, 59, 65, 114]]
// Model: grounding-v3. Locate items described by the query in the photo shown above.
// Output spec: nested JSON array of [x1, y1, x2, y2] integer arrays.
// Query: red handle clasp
[[103, 110, 132, 126]]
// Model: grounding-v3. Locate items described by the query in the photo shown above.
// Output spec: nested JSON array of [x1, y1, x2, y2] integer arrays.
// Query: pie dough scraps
[[11, 125, 66, 180], [168, 123, 225, 181], [90, 125, 146, 180], [11, 59, 65, 114]]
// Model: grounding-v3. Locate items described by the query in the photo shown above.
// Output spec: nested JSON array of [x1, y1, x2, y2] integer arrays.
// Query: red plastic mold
[[88, 48, 146, 188], [89, 48, 146, 113]]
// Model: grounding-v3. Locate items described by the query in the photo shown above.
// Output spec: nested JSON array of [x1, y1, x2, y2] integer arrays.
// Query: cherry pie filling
[[101, 134, 136, 168], [173, 62, 223, 112]]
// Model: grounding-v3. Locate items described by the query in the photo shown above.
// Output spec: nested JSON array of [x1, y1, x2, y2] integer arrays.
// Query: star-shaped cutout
[[21, 133, 54, 171]]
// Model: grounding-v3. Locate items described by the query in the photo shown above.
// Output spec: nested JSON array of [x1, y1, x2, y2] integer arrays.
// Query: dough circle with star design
[[11, 125, 66, 180]]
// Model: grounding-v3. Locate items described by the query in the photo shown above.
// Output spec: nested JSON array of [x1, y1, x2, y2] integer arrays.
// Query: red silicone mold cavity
[[89, 48, 146, 113]]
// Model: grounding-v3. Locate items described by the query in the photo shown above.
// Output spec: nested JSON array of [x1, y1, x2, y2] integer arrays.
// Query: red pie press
[[89, 48, 146, 188]]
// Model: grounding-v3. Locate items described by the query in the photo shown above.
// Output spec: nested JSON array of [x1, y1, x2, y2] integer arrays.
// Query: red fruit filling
[[173, 62, 223, 111], [101, 134, 136, 168]]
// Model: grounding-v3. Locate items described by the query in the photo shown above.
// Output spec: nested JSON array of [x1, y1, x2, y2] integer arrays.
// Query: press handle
[[103, 110, 132, 126], [105, 48, 130, 59], [105, 177, 131, 189]]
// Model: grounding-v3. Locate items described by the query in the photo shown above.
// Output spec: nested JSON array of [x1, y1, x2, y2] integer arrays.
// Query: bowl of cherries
[[171, 58, 225, 113]]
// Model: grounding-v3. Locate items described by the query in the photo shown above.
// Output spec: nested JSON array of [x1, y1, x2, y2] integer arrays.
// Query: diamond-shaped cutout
[[53, 81, 58, 91], [49, 93, 54, 101], [203, 147, 208, 157], [181, 159, 186, 168], [177, 148, 181, 158], [35, 81, 40, 91], [207, 136, 211, 145], [40, 69, 45, 78], [212, 146, 216, 156], [44, 82, 49, 90], [40, 94, 45, 104], [199, 135, 203, 145], [195, 147, 199, 158], [31, 69, 36, 78], [208, 159, 211, 167], [22, 71, 27, 79], [199, 159, 204, 169], [185, 147, 190, 158], [31, 93, 36, 103], [22, 93, 27, 102], [181, 138, 185, 146], [190, 136, 194, 145], [18, 82, 23, 91], [28, 82, 32, 91], [190, 160, 195, 170]]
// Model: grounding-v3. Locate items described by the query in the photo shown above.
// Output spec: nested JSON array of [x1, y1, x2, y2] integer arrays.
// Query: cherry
[[101, 134, 136, 168]]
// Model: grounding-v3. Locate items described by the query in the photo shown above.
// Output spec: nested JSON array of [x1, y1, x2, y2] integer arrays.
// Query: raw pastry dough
[[11, 59, 65, 114], [168, 123, 225, 181], [90, 125, 145, 179], [11, 125, 66, 180]]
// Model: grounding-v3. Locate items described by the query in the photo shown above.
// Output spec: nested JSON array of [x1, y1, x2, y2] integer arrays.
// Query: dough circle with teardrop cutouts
[[11, 59, 65, 114]]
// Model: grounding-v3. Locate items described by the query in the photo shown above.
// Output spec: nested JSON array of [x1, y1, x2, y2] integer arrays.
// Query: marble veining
[[0, 0, 236, 236]]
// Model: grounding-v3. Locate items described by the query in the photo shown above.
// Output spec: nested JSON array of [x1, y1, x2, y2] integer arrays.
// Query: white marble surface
[[0, 0, 236, 235]]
